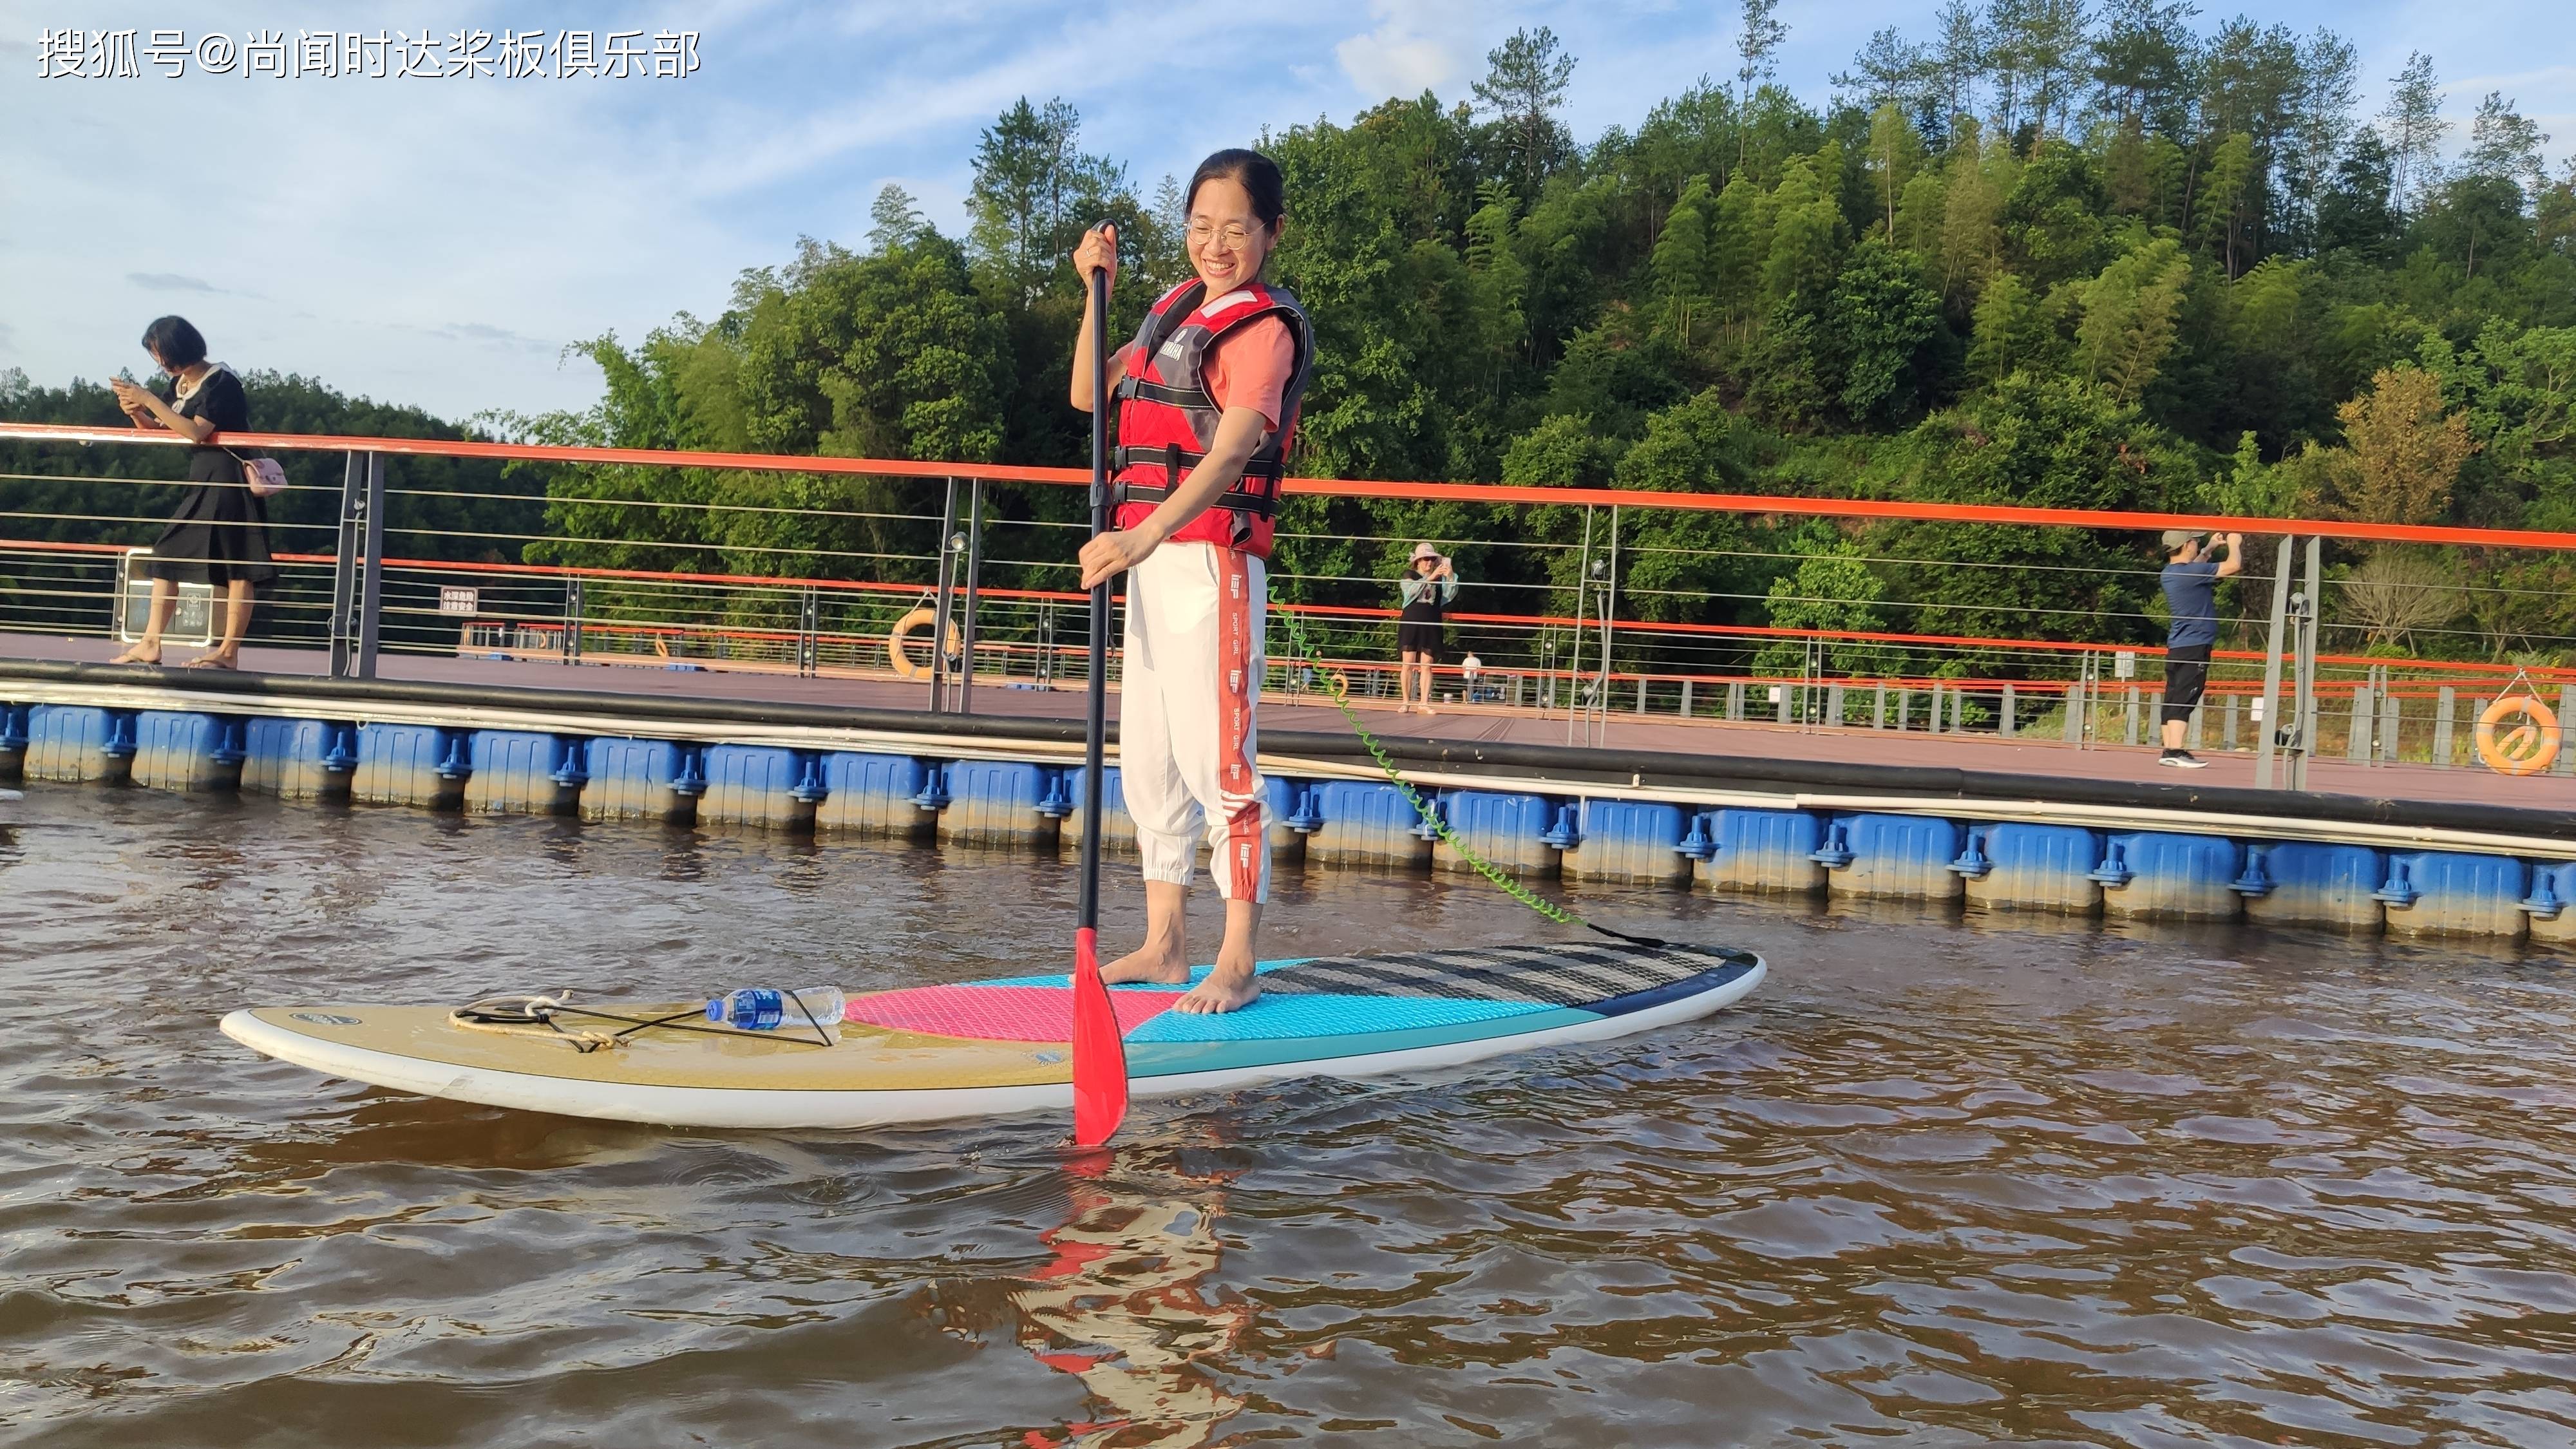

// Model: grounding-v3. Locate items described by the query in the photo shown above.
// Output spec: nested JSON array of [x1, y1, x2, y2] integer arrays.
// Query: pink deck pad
[[848, 984, 1187, 1043]]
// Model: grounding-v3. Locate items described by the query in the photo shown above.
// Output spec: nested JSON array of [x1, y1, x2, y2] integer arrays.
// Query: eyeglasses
[[1186, 219, 1262, 251]]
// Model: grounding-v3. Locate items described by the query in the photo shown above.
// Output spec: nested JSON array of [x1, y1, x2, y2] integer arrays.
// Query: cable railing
[[6, 420, 2575, 781]]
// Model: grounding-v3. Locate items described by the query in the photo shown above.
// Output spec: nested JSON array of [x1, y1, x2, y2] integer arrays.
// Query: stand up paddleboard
[[221, 940, 1762, 1130]]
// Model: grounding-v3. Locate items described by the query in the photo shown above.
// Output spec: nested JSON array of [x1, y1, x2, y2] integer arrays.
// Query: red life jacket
[[1112, 278, 1314, 558]]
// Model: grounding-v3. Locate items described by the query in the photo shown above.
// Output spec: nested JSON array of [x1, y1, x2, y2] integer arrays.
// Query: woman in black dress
[[106, 316, 274, 669]]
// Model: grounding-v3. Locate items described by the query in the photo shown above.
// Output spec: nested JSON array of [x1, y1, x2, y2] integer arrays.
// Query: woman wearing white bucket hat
[[1396, 542, 1457, 714]]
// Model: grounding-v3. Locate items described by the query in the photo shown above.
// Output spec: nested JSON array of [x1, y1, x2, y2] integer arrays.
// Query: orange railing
[[10, 419, 2576, 553]]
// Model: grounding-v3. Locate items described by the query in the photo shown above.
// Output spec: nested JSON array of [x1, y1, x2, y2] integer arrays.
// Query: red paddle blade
[[1070, 927, 1130, 1146]]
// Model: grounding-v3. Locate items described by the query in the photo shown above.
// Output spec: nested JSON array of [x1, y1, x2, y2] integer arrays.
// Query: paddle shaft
[[1079, 267, 1111, 933], [1068, 256, 1129, 1146]]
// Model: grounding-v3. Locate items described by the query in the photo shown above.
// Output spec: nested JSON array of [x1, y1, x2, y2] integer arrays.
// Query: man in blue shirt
[[2155, 528, 2242, 768]]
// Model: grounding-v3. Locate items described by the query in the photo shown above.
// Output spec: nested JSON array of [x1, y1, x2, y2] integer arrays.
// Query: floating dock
[[9, 638, 2575, 949]]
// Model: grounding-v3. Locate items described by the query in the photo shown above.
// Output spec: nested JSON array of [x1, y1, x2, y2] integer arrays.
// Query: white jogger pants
[[1120, 540, 1269, 904]]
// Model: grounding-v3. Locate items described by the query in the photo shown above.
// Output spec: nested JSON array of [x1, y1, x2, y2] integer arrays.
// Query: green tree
[[1734, 0, 1791, 169], [2313, 365, 2476, 524], [1836, 28, 1932, 121], [1763, 156, 1846, 303], [1651, 176, 1719, 343], [2316, 128, 2397, 257], [2001, 141, 2113, 287], [2090, 0, 2198, 138], [1876, 372, 2188, 646], [1472, 26, 1579, 195], [1966, 269, 2048, 383], [2465, 91, 2550, 205], [1938, 122, 2011, 302], [1864, 104, 1927, 240], [2074, 236, 2193, 402], [867, 184, 926, 252], [2380, 51, 2447, 217], [1756, 545, 1906, 681], [2192, 132, 2259, 278], [1711, 167, 1776, 316], [966, 98, 1135, 305], [1830, 240, 1944, 421]]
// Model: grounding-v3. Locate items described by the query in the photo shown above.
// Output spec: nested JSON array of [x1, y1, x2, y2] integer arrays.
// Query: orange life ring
[[887, 608, 963, 680], [2474, 694, 2561, 775]]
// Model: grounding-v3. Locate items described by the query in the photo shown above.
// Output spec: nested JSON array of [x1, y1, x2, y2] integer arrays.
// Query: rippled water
[[3, 786, 2573, 1448]]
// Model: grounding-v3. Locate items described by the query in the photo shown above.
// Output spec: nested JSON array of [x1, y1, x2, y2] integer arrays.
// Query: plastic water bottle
[[705, 987, 846, 1033]]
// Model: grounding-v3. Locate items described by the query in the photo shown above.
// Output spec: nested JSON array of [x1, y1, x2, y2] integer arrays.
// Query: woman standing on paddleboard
[[1070, 149, 1313, 1016]]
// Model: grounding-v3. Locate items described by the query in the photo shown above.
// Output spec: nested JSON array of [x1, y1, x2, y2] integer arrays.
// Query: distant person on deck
[[106, 316, 274, 670], [2156, 527, 2242, 769], [1396, 542, 1457, 715]]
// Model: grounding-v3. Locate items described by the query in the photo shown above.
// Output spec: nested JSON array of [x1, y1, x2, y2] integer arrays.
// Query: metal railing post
[[354, 451, 384, 679], [328, 450, 361, 676], [928, 477, 960, 712], [1566, 508, 1593, 744], [563, 575, 585, 666], [797, 586, 820, 677], [2290, 536, 2322, 792], [1593, 504, 1620, 744], [2559, 685, 2576, 775], [2252, 536, 2293, 788], [2378, 672, 2400, 763], [957, 477, 984, 716]]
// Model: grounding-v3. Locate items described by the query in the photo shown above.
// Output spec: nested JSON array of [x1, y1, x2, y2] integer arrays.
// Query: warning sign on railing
[[437, 586, 479, 616]]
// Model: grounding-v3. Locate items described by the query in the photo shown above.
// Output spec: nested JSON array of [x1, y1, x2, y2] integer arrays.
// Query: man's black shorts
[[2161, 644, 2210, 724]]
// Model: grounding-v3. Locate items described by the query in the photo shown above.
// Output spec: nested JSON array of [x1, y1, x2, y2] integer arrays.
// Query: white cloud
[[128, 274, 225, 294], [1335, 0, 1487, 100]]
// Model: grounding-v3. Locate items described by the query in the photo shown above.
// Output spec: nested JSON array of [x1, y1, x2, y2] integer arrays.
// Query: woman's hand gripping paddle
[[1073, 255, 1130, 1147]]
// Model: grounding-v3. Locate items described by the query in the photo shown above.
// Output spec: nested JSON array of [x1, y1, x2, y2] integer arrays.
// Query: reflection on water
[[1001, 1141, 1245, 1449], [1, 786, 2574, 1448]]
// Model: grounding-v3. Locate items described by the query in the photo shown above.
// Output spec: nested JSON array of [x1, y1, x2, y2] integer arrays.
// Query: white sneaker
[[2157, 750, 2206, 769]]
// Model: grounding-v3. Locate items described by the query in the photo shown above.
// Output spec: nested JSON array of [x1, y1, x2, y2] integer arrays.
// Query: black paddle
[[1071, 247, 1130, 1147]]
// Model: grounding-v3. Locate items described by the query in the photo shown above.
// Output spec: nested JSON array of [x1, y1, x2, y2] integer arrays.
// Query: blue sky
[[3, 1, 2568, 426]]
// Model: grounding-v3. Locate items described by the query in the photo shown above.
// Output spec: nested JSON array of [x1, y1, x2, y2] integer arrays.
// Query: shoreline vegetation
[[7, 6, 2573, 677]]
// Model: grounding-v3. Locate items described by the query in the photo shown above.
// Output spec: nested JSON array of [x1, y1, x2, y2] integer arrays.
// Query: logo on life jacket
[[1111, 279, 1314, 558]]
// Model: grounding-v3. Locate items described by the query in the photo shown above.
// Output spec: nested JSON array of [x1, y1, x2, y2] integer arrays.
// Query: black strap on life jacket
[[1111, 442, 1282, 517]]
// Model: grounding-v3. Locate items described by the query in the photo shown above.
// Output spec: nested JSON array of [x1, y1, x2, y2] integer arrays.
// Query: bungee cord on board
[[1271, 597, 1687, 954]]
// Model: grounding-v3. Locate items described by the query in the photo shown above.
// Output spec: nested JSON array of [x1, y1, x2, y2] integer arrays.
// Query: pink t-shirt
[[1117, 315, 1295, 431]]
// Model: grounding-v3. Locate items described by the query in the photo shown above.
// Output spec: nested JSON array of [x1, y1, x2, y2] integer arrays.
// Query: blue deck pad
[[1124, 992, 1559, 1043], [1125, 1005, 1611, 1078]]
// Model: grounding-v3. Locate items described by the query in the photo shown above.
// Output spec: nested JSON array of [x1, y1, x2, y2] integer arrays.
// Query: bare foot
[[1171, 961, 1260, 1014], [1418, 702, 1439, 715], [184, 653, 238, 670], [1097, 938, 1191, 987], [108, 643, 161, 665]]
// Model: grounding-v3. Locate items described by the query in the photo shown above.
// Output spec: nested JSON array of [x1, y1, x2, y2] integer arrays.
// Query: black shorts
[[2161, 644, 2210, 723], [1397, 621, 1444, 657]]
